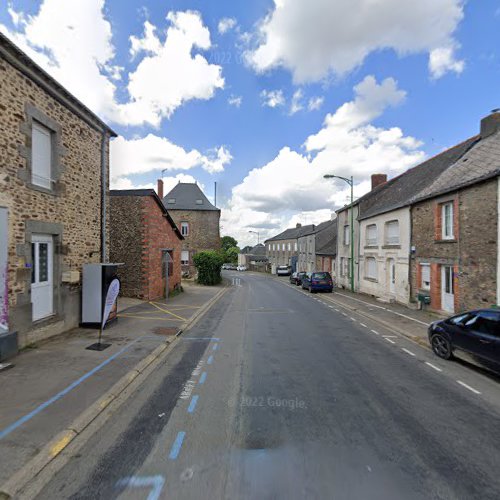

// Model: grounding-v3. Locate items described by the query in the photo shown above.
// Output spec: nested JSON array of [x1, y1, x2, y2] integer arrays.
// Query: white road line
[[382, 335, 397, 338], [350, 317, 357, 322], [385, 338, 396, 344], [359, 323, 367, 328], [401, 348, 416, 357], [425, 362, 442, 372], [457, 380, 481, 395], [335, 309, 340, 312], [371, 330, 379, 335], [342, 313, 347, 316]]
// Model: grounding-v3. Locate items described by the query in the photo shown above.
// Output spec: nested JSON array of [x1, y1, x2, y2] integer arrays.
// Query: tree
[[225, 246, 239, 264], [221, 235, 238, 252], [193, 250, 225, 285]]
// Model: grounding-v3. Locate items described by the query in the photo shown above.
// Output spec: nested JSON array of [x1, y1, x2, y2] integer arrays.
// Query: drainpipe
[[101, 131, 107, 263]]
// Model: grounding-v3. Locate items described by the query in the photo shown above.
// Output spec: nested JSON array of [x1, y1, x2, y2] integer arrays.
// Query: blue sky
[[1, 0, 499, 245]]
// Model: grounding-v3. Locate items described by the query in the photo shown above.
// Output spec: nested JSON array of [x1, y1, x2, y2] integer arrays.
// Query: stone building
[[238, 244, 268, 271], [161, 182, 220, 275], [0, 33, 116, 359], [265, 224, 315, 272], [110, 189, 183, 300], [410, 111, 500, 314], [315, 219, 337, 277], [297, 219, 336, 273]]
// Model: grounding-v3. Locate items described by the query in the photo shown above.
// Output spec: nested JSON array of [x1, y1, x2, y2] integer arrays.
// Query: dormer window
[[167, 198, 176, 204], [196, 199, 203, 205]]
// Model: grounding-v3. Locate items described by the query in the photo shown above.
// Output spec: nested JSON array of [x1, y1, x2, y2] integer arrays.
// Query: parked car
[[296, 272, 307, 286], [428, 309, 500, 370], [290, 272, 299, 284], [237, 265, 247, 271], [301, 272, 333, 293], [276, 265, 292, 276]]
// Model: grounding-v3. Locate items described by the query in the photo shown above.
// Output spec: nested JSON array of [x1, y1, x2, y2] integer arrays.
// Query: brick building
[[410, 111, 500, 314], [110, 189, 183, 300], [0, 33, 116, 359], [161, 182, 220, 275]]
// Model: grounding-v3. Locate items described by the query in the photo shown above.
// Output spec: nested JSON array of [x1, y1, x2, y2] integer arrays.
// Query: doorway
[[31, 234, 54, 321], [441, 265, 455, 313], [388, 258, 396, 295]]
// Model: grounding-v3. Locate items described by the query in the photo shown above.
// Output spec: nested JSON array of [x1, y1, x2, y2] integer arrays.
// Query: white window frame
[[366, 224, 377, 246], [385, 220, 400, 245], [343, 225, 350, 245], [32, 121, 52, 190], [420, 263, 431, 291], [365, 257, 377, 280], [294, 242, 297, 252], [180, 222, 189, 236], [442, 202, 454, 240], [181, 250, 189, 265]]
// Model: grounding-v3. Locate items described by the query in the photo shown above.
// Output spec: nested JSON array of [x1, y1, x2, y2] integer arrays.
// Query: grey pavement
[[0, 282, 223, 486], [31, 271, 500, 500]]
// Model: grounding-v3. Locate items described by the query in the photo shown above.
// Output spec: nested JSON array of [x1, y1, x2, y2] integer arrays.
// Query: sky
[[1, 0, 499, 246]]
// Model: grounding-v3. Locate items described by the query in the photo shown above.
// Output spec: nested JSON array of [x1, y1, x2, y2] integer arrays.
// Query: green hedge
[[193, 250, 225, 285]]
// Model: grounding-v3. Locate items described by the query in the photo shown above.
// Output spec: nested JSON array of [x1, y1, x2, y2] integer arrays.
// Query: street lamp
[[324, 174, 355, 293], [248, 230, 260, 244]]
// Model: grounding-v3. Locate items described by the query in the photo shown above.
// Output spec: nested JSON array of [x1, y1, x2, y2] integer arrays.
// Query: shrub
[[193, 250, 225, 285]]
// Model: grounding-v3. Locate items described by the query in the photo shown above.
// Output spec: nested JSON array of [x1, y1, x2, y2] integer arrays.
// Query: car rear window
[[312, 272, 330, 279]]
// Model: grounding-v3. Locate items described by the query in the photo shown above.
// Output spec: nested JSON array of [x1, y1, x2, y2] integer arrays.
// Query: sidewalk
[[0, 281, 226, 486]]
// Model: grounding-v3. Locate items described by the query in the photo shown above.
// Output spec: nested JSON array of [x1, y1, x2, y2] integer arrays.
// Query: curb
[[0, 284, 229, 499]]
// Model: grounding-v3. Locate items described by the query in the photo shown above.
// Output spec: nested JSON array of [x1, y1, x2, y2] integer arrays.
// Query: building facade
[[162, 182, 220, 276], [0, 33, 116, 358], [110, 190, 183, 300], [297, 219, 337, 273], [336, 204, 361, 291]]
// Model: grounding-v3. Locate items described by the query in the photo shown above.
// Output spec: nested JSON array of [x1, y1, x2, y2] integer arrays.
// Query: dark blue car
[[301, 272, 333, 293]]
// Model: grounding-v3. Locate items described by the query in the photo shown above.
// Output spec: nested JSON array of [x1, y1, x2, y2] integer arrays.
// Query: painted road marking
[[425, 362, 442, 372], [342, 313, 347, 316], [199, 372, 207, 384], [188, 395, 199, 413], [207, 355, 214, 365], [371, 330, 380, 335], [116, 476, 165, 500], [0, 338, 143, 441], [360, 323, 367, 328], [350, 317, 357, 322], [457, 381, 481, 395], [402, 348, 416, 357], [382, 335, 397, 338], [212, 343, 218, 351], [149, 301, 187, 321], [169, 431, 186, 459], [179, 380, 196, 400], [335, 309, 340, 312], [183, 337, 221, 341], [385, 338, 396, 344]]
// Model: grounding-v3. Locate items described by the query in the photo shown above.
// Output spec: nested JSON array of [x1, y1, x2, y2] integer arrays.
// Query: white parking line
[[457, 380, 481, 395], [342, 313, 347, 316], [359, 323, 367, 328], [350, 317, 357, 322], [425, 362, 442, 372], [401, 348, 416, 357], [335, 309, 340, 312], [385, 338, 396, 344], [371, 330, 379, 335], [382, 335, 397, 338]]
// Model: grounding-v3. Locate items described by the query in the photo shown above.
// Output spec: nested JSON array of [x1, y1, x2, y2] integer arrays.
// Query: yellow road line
[[149, 301, 187, 321], [50, 431, 74, 457]]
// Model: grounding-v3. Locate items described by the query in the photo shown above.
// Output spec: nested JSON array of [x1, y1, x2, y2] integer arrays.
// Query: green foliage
[[225, 246, 239, 263], [221, 235, 238, 252], [193, 250, 225, 285]]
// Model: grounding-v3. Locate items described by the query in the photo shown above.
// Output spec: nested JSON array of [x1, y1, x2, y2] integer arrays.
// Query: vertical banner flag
[[102, 278, 120, 330]]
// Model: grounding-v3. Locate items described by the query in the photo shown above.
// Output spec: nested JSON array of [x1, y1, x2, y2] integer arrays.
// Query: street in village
[[2, 271, 500, 499]]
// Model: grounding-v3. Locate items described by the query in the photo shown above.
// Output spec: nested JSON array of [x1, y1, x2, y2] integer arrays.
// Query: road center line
[[169, 431, 186, 460], [187, 395, 199, 413], [359, 323, 367, 328], [371, 330, 380, 335], [402, 348, 416, 357], [425, 362, 442, 372], [385, 338, 396, 344], [457, 380, 481, 395], [350, 317, 357, 322]]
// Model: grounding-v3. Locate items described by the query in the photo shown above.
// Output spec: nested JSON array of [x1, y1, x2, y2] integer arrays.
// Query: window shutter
[[386, 221, 399, 245], [32, 122, 52, 189]]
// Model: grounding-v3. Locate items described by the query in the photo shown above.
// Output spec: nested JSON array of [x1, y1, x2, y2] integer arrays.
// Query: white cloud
[[228, 95, 243, 107], [218, 17, 237, 35], [1, 4, 224, 127], [261, 89, 285, 108], [221, 76, 426, 244], [111, 172, 204, 195], [290, 89, 304, 114], [429, 45, 465, 79], [308, 96, 324, 111], [246, 0, 465, 82], [110, 134, 232, 183]]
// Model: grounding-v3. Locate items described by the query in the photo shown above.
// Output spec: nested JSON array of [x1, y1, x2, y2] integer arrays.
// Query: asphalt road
[[35, 272, 500, 500]]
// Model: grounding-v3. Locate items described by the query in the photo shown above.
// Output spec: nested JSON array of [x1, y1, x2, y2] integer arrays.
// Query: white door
[[388, 259, 396, 295], [441, 265, 455, 313], [31, 234, 54, 321]]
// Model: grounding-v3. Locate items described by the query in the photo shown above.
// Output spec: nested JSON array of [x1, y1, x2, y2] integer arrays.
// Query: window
[[288, 242, 291, 251], [366, 224, 377, 246], [442, 202, 454, 239], [420, 263, 430, 290], [32, 121, 52, 189], [282, 243, 285, 251], [181, 250, 189, 265], [385, 220, 399, 245], [167, 198, 176, 204], [340, 257, 345, 277], [181, 222, 189, 236], [366, 257, 377, 279], [196, 199, 203, 205], [464, 312, 500, 336], [294, 242, 297, 252], [343, 225, 350, 245]]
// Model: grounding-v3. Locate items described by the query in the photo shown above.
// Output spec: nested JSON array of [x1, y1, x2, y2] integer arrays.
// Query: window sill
[[382, 244, 401, 249], [434, 239, 457, 244], [27, 183, 57, 196], [364, 277, 378, 283], [364, 245, 378, 249]]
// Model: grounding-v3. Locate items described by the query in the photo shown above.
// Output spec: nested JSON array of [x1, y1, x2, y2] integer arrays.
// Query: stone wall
[[0, 46, 111, 347]]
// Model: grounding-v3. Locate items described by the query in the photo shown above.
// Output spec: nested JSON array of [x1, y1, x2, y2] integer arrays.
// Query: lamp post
[[324, 174, 355, 293], [248, 230, 260, 244]]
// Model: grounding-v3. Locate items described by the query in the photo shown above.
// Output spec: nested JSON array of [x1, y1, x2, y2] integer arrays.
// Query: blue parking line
[[199, 372, 207, 384], [187, 395, 199, 413], [212, 343, 218, 351], [207, 355, 214, 365], [169, 431, 186, 460], [0, 338, 142, 441]]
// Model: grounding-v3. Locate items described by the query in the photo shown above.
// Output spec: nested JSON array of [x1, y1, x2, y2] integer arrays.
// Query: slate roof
[[250, 244, 267, 256], [162, 183, 219, 211], [264, 224, 316, 243], [110, 189, 183, 239], [358, 136, 478, 221], [315, 219, 337, 256]]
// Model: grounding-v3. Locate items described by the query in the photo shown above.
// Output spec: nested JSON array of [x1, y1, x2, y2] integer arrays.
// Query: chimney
[[480, 109, 500, 139], [371, 174, 387, 190], [157, 179, 164, 200], [296, 223, 302, 228]]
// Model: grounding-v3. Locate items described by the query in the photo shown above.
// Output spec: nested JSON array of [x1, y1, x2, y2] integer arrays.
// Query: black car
[[289, 272, 299, 284], [428, 309, 500, 369], [295, 272, 307, 286]]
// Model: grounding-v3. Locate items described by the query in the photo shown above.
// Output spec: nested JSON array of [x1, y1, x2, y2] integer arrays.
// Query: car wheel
[[431, 334, 453, 360]]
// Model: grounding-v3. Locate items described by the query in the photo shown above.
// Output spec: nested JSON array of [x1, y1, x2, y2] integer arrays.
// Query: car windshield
[[313, 272, 329, 279]]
